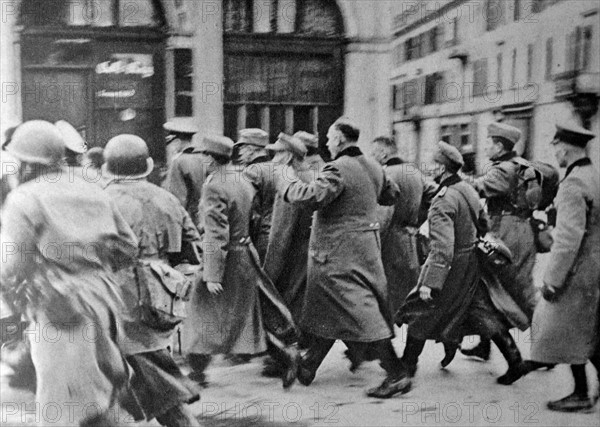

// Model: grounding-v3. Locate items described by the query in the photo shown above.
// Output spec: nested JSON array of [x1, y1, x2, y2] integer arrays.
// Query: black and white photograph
[[1, 0, 599, 426]]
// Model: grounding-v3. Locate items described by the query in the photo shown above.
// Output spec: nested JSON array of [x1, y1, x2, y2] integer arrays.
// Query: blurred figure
[[530, 123, 599, 413], [369, 136, 424, 314], [463, 123, 537, 361], [82, 147, 106, 186], [235, 128, 275, 261], [162, 118, 205, 225], [1, 120, 138, 426], [55, 120, 88, 167], [103, 134, 201, 426]]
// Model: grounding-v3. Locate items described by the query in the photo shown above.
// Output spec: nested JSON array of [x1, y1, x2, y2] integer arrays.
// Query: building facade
[[390, 0, 600, 173], [1, 0, 395, 163]]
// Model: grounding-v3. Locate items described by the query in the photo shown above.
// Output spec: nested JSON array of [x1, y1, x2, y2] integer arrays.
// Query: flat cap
[[553, 122, 595, 147], [487, 122, 521, 149], [294, 131, 319, 149], [235, 128, 269, 147], [266, 133, 307, 158], [433, 141, 464, 169], [194, 134, 234, 159], [55, 120, 87, 154], [163, 117, 199, 135]]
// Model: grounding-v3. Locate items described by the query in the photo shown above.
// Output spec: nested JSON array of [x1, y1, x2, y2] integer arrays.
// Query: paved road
[[2, 324, 598, 426]]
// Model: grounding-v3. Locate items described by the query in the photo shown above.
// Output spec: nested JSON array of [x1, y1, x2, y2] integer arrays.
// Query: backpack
[[511, 157, 560, 211]]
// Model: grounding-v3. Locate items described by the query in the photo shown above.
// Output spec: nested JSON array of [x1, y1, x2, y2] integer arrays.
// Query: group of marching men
[[0, 114, 599, 426]]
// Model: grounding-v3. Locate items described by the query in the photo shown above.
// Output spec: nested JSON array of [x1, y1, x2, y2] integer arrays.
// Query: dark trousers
[[301, 332, 405, 378]]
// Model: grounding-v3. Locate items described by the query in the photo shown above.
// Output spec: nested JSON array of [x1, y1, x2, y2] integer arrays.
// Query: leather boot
[[548, 366, 593, 413], [187, 354, 211, 387], [441, 342, 459, 368], [156, 404, 200, 427], [401, 335, 425, 378], [366, 340, 412, 399], [297, 338, 334, 386], [461, 338, 491, 361], [491, 332, 525, 385]]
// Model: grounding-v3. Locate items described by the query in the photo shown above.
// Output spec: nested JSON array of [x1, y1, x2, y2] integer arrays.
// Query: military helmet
[[103, 134, 154, 179], [6, 120, 65, 165]]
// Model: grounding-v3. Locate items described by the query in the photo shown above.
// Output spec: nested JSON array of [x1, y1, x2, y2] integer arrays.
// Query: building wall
[[0, 0, 396, 149], [390, 0, 600, 173]]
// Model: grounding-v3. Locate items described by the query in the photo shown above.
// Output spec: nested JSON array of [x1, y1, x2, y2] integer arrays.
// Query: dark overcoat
[[183, 165, 268, 355], [400, 176, 486, 342], [377, 158, 424, 313], [163, 146, 209, 226], [473, 152, 537, 319], [284, 146, 400, 342], [531, 158, 600, 364], [244, 157, 278, 262], [264, 154, 325, 320]]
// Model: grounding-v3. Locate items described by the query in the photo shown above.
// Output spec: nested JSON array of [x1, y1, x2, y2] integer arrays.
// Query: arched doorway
[[19, 0, 167, 161], [222, 0, 345, 157]]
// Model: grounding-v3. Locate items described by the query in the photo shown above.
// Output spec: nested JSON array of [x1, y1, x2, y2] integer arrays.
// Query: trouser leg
[[401, 333, 425, 376], [571, 364, 589, 397], [491, 331, 525, 385]]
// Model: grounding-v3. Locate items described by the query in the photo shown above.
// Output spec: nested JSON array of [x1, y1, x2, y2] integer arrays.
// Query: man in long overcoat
[[1, 121, 138, 426], [463, 122, 538, 360], [264, 131, 324, 320], [162, 118, 205, 225], [530, 123, 600, 413], [235, 128, 276, 261], [282, 118, 411, 399], [370, 136, 426, 313], [399, 141, 527, 386], [103, 134, 201, 426]]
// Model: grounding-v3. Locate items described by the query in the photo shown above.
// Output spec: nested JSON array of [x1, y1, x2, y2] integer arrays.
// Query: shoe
[[547, 393, 595, 413], [297, 364, 316, 386], [461, 339, 491, 361], [497, 363, 526, 385], [441, 343, 458, 368], [366, 375, 412, 399], [281, 345, 300, 389]]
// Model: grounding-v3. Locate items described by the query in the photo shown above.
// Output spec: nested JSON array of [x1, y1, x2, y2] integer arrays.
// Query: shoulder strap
[[453, 185, 484, 236]]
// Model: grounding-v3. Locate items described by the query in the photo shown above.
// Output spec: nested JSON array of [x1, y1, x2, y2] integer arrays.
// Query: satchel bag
[[135, 260, 193, 332]]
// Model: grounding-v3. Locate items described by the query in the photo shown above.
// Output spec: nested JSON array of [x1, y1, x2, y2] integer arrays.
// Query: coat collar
[[491, 151, 517, 163], [385, 157, 404, 166], [334, 146, 362, 160], [565, 157, 592, 179], [436, 174, 462, 195]]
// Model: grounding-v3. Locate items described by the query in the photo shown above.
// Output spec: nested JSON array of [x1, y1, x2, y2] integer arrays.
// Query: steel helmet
[[5, 120, 65, 165], [103, 134, 154, 179]]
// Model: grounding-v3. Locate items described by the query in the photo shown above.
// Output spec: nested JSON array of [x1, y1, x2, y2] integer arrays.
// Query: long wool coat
[[473, 152, 538, 319], [531, 158, 600, 364], [183, 164, 268, 355], [283, 146, 400, 342], [399, 176, 487, 343], [264, 154, 325, 320], [377, 158, 425, 314], [1, 169, 138, 426]]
